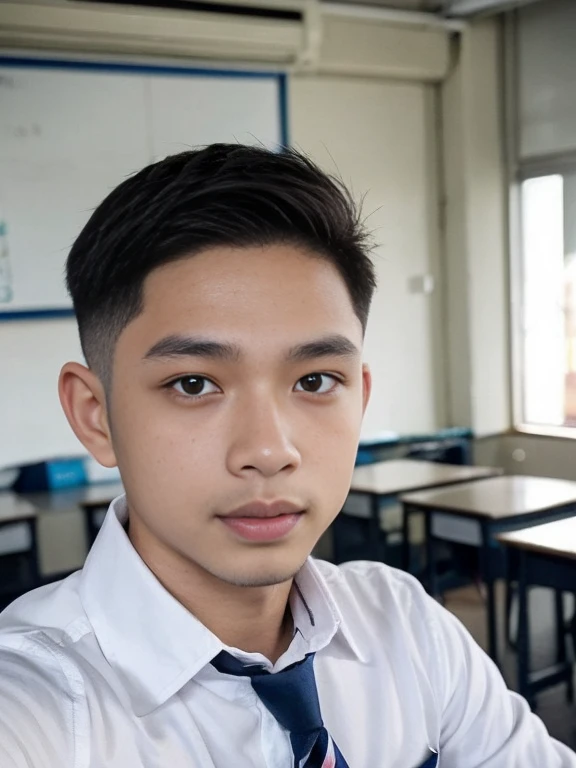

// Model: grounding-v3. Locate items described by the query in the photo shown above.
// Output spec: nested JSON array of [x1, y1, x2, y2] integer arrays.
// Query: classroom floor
[[445, 583, 576, 750]]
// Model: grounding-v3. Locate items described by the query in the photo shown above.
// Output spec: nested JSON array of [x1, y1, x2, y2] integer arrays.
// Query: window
[[519, 172, 576, 427], [513, 0, 576, 431]]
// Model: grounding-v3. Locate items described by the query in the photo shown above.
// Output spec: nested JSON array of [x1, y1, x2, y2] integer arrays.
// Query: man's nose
[[226, 395, 301, 478]]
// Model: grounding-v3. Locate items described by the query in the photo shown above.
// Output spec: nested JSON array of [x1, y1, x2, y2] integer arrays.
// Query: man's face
[[106, 245, 370, 587]]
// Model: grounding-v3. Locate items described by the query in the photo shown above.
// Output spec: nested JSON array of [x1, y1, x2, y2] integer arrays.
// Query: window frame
[[505, 11, 576, 437], [512, 160, 576, 435]]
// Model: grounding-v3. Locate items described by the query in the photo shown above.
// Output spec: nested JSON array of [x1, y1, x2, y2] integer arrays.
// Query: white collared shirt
[[0, 495, 574, 768]]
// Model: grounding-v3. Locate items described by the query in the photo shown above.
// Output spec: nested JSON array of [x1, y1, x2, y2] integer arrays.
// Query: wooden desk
[[22, 482, 123, 548], [351, 459, 499, 495], [80, 482, 124, 544], [341, 459, 502, 562], [0, 484, 122, 595], [498, 518, 576, 706], [0, 492, 39, 586], [0, 492, 36, 525], [401, 475, 576, 667]]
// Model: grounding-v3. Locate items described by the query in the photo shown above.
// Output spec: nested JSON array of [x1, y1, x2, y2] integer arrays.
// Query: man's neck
[[176, 576, 295, 663], [128, 521, 295, 663]]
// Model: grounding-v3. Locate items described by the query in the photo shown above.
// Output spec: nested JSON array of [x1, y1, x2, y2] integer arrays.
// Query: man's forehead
[[126, 246, 364, 354], [142, 244, 353, 304]]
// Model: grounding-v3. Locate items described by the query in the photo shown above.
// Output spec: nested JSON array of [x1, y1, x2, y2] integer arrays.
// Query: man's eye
[[295, 373, 339, 394], [171, 376, 219, 397]]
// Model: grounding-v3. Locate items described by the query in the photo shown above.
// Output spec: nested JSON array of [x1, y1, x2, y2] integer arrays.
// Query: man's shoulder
[[311, 558, 436, 631], [0, 631, 80, 766], [0, 572, 92, 695], [0, 570, 84, 635], [0, 577, 96, 766], [312, 557, 429, 600]]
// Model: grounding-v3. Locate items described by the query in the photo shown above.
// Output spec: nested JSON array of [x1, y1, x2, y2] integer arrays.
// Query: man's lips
[[217, 501, 305, 541], [221, 500, 304, 519]]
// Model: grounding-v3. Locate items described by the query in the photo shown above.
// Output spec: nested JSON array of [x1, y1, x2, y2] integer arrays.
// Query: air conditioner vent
[[0, 0, 309, 62], [73, 0, 302, 22]]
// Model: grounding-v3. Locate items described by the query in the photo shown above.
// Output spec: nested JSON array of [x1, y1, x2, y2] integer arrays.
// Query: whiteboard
[[0, 58, 285, 317]]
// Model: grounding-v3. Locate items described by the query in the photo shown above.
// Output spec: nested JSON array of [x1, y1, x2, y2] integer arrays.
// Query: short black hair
[[66, 143, 377, 384]]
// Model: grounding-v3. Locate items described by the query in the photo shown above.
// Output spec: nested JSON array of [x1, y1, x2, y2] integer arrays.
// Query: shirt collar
[[79, 494, 365, 717], [289, 555, 366, 664]]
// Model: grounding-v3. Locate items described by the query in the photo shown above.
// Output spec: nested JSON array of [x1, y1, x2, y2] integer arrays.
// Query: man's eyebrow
[[143, 335, 241, 362], [287, 335, 360, 362], [143, 333, 359, 364]]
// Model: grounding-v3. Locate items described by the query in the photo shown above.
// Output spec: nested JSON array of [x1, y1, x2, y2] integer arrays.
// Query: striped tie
[[211, 650, 350, 768]]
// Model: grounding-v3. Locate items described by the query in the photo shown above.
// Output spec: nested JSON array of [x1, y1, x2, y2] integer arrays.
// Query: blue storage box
[[14, 458, 87, 492]]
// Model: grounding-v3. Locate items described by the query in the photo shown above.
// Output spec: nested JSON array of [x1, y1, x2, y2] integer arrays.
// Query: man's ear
[[361, 363, 372, 416], [58, 362, 117, 468]]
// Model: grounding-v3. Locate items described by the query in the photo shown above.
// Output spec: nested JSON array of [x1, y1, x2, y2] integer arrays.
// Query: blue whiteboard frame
[[0, 55, 289, 322]]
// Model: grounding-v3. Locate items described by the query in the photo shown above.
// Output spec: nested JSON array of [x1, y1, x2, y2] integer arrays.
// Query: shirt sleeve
[[0, 644, 76, 768], [424, 594, 576, 768]]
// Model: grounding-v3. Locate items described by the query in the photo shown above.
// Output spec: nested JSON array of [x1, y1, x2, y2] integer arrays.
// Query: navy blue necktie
[[211, 650, 350, 768]]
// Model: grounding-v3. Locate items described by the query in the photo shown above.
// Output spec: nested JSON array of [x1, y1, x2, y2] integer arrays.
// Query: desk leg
[[554, 590, 574, 703], [517, 551, 532, 706], [27, 519, 40, 588], [555, 590, 566, 667], [84, 506, 93, 550], [332, 507, 345, 564], [84, 505, 106, 551], [504, 548, 518, 649], [480, 526, 499, 668], [370, 495, 384, 561], [425, 513, 438, 597], [402, 504, 411, 573], [571, 597, 576, 700]]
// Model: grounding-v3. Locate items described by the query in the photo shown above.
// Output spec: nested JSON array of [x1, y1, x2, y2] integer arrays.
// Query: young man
[[0, 144, 573, 768]]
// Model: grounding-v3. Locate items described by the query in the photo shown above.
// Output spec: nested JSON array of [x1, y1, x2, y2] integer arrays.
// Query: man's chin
[[211, 564, 306, 589]]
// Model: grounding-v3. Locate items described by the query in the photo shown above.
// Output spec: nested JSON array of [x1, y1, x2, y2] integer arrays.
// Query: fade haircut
[[66, 143, 377, 385]]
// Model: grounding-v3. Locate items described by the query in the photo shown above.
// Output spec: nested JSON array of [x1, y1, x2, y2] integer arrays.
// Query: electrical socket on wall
[[408, 274, 435, 295]]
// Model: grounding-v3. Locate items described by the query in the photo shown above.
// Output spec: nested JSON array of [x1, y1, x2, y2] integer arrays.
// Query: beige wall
[[475, 433, 576, 480], [441, 19, 511, 438], [290, 74, 446, 435], [0, 319, 83, 469]]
